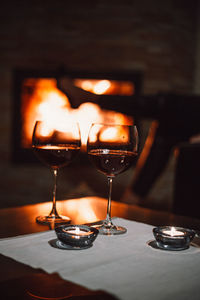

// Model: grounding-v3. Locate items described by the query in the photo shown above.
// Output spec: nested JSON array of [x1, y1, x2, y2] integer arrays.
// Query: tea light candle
[[55, 225, 99, 249], [153, 226, 195, 251], [162, 226, 184, 236], [63, 227, 93, 237]]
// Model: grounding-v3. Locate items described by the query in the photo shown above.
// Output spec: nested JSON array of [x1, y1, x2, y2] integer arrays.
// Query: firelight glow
[[74, 79, 134, 95], [99, 126, 129, 143], [93, 80, 111, 94], [75, 79, 111, 94], [100, 127, 118, 141], [65, 198, 98, 224], [22, 79, 133, 149]]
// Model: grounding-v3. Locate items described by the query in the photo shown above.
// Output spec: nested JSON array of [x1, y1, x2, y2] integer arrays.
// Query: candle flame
[[75, 227, 80, 234], [168, 227, 184, 236], [171, 227, 176, 236]]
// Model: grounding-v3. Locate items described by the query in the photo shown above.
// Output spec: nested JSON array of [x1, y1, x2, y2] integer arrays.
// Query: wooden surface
[[1, 196, 200, 238]]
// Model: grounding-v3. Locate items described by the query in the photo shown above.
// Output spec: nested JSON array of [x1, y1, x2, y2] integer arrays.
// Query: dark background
[[0, 0, 199, 211]]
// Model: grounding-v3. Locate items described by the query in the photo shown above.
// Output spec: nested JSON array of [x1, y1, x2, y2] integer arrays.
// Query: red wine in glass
[[33, 145, 80, 169], [32, 121, 81, 225], [88, 149, 137, 177], [87, 124, 138, 235]]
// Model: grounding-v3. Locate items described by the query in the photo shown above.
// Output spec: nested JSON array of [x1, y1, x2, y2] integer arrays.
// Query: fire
[[21, 78, 133, 150], [100, 127, 120, 142], [92, 80, 111, 94], [74, 79, 134, 95], [75, 79, 111, 94], [89, 125, 130, 144]]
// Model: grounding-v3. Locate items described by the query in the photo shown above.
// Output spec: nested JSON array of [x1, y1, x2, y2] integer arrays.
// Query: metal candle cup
[[153, 226, 196, 251], [55, 225, 99, 249]]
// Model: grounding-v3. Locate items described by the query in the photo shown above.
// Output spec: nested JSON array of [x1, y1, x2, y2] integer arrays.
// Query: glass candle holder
[[55, 225, 99, 250], [153, 226, 196, 251]]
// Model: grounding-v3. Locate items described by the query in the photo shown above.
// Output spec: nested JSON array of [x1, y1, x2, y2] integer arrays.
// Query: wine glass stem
[[49, 169, 59, 217], [105, 176, 113, 227]]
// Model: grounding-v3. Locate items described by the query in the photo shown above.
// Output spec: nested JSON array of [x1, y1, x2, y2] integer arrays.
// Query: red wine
[[88, 149, 137, 177], [33, 145, 80, 169]]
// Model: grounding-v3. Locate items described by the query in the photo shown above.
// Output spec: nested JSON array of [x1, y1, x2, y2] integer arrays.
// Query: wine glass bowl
[[32, 120, 81, 225], [87, 123, 138, 235]]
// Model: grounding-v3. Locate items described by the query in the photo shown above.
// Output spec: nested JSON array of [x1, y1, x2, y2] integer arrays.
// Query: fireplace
[[12, 68, 142, 164]]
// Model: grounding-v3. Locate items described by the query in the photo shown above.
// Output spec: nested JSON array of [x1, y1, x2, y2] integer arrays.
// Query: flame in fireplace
[[76, 79, 111, 94], [21, 79, 133, 150], [99, 127, 127, 142], [74, 79, 134, 95]]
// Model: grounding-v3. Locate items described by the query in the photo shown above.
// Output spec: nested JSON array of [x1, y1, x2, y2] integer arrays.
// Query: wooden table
[[1, 196, 200, 238], [1, 196, 200, 300]]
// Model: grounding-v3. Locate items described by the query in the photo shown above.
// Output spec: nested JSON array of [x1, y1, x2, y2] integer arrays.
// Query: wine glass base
[[98, 224, 127, 235], [36, 215, 71, 225]]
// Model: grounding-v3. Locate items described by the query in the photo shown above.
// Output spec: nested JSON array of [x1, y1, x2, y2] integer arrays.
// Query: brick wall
[[0, 0, 198, 208]]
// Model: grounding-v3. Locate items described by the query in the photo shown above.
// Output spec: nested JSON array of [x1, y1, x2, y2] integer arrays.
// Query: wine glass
[[87, 123, 138, 235], [32, 120, 81, 225]]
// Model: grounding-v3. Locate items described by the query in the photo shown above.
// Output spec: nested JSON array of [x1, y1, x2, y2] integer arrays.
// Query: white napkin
[[1, 218, 200, 300]]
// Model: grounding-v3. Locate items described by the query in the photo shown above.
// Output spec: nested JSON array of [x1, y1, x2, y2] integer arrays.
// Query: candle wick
[[171, 227, 176, 236], [75, 227, 80, 234]]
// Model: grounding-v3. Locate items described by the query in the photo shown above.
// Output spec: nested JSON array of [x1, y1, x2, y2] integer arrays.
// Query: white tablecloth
[[0, 218, 200, 300]]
